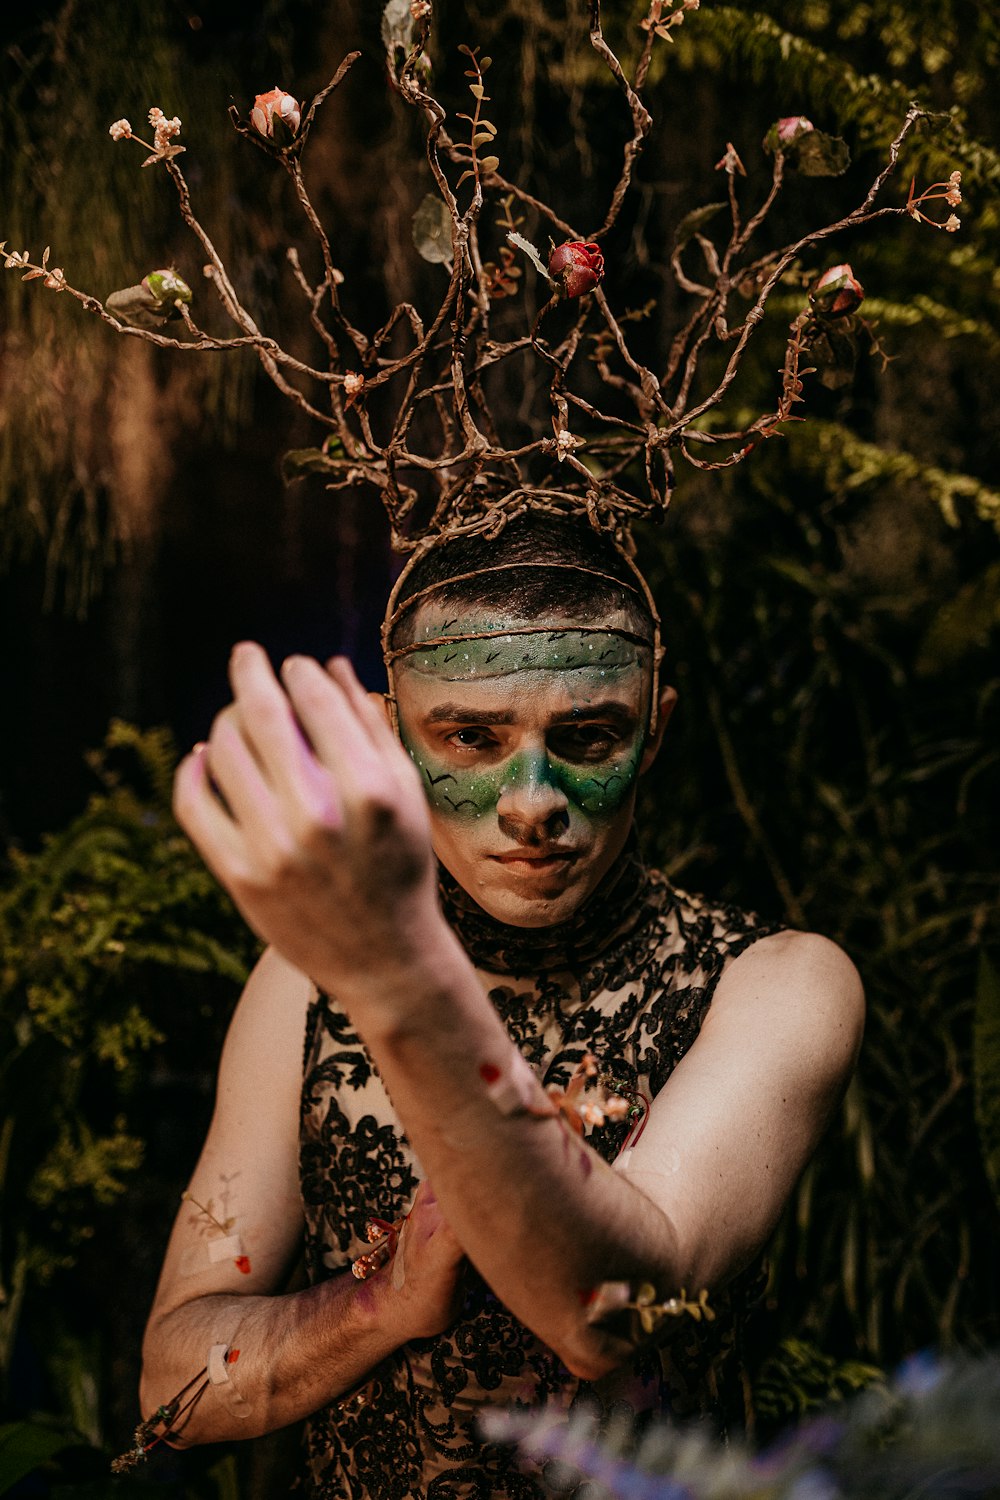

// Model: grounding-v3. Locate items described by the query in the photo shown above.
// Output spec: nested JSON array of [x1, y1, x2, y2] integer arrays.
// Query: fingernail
[[193, 740, 207, 755]]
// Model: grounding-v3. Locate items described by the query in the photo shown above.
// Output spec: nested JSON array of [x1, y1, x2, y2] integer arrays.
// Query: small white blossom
[[137, 106, 185, 166], [109, 119, 133, 141], [344, 372, 365, 397], [945, 213, 961, 233], [554, 428, 583, 463]]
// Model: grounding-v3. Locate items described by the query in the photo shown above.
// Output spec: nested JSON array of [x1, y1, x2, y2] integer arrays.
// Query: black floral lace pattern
[[297, 853, 780, 1498]]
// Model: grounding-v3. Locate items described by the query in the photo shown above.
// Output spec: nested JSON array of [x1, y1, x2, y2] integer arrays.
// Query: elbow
[[138, 1354, 202, 1451], [554, 1325, 633, 1383]]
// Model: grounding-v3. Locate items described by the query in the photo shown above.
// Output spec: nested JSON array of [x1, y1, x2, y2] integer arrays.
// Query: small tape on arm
[[205, 1336, 251, 1418], [480, 1050, 540, 1115]]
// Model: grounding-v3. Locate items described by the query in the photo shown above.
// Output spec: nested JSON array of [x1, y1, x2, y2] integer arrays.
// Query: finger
[[173, 746, 245, 876], [326, 657, 401, 756], [228, 643, 340, 819], [206, 709, 284, 839], [326, 657, 426, 802], [281, 655, 393, 798]]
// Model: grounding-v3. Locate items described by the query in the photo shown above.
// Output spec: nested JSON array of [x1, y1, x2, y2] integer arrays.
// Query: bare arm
[[140, 947, 463, 1443], [173, 646, 863, 1381], [336, 925, 862, 1377]]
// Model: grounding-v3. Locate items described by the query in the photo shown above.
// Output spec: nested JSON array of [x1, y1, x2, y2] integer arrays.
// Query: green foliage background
[[1, 0, 999, 1492]]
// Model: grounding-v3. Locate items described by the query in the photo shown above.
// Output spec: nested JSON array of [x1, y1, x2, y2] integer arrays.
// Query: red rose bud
[[251, 87, 301, 140], [810, 263, 864, 318], [765, 115, 814, 153], [547, 241, 605, 299]]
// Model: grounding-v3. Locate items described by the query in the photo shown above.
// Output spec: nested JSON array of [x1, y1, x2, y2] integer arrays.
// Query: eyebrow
[[423, 700, 640, 729]]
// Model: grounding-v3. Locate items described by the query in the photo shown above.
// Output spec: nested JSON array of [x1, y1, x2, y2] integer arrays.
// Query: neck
[[438, 836, 653, 976]]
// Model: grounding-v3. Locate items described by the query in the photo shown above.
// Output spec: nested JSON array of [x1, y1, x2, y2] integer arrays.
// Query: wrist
[[324, 917, 483, 1040]]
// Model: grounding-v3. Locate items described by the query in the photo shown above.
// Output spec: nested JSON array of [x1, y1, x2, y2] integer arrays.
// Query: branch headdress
[[3, 0, 961, 736]]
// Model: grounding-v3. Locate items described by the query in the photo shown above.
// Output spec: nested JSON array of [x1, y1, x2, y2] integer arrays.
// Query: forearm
[[140, 1271, 405, 1444], [338, 930, 685, 1377]]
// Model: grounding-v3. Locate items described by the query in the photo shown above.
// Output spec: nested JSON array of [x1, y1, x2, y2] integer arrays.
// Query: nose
[[496, 749, 570, 842]]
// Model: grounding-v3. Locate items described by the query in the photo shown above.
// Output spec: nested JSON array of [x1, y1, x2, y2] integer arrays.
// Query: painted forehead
[[394, 608, 652, 681]]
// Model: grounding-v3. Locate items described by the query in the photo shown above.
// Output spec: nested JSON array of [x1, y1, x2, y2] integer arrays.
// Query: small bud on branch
[[547, 241, 605, 299]]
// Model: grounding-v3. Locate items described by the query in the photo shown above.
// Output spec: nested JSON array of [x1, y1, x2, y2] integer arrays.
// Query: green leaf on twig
[[507, 231, 551, 283], [412, 194, 454, 267], [673, 201, 726, 252], [381, 0, 416, 58], [795, 129, 850, 177], [281, 446, 341, 483]]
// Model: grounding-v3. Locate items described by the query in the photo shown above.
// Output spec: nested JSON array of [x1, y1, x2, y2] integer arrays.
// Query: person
[[140, 514, 864, 1498]]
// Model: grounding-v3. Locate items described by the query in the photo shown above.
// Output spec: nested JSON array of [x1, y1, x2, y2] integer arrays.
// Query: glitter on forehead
[[396, 627, 649, 680]]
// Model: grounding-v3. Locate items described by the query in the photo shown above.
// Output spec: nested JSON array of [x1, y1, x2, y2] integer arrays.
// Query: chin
[[472, 888, 588, 928], [463, 858, 604, 928]]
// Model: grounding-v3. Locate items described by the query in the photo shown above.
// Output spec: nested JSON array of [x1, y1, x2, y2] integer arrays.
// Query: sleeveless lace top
[[296, 851, 779, 1498]]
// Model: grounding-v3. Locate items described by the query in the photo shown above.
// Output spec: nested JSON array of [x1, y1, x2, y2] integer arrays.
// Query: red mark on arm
[[227, 1349, 240, 1364], [234, 1256, 251, 1274]]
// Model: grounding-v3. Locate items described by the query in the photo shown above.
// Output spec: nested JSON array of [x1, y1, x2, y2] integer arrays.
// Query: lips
[[489, 848, 580, 874]]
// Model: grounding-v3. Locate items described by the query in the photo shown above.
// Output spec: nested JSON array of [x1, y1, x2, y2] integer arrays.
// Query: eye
[[444, 727, 498, 751], [548, 723, 624, 761]]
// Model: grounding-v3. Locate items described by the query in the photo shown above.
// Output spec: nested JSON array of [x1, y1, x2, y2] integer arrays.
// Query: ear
[[368, 690, 394, 731], [640, 685, 678, 774]]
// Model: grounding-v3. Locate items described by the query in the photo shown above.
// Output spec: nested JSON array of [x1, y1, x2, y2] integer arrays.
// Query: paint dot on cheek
[[479, 1062, 501, 1083]]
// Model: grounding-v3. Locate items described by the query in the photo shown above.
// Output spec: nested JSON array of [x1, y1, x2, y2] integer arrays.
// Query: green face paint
[[402, 733, 647, 823], [395, 626, 651, 825], [399, 618, 648, 681], [391, 611, 662, 929]]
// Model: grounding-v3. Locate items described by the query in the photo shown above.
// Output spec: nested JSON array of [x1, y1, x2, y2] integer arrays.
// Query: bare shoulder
[[216, 944, 317, 1089], [707, 927, 865, 1091], [622, 927, 863, 1283], [147, 949, 315, 1319]]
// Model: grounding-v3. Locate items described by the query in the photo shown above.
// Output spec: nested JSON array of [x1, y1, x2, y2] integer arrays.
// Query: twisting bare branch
[[3, 9, 952, 552], [588, 0, 654, 241]]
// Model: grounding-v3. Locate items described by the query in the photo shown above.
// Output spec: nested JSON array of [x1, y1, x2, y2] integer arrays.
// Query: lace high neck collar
[[437, 840, 653, 976]]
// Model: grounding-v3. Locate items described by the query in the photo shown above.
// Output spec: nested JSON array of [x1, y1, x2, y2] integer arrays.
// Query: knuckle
[[352, 780, 402, 837], [208, 703, 243, 749], [242, 829, 300, 889]]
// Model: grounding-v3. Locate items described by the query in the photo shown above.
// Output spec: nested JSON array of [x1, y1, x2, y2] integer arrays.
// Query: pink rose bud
[[764, 115, 814, 154], [250, 87, 301, 140], [547, 241, 605, 299], [810, 263, 864, 317], [780, 116, 813, 145]]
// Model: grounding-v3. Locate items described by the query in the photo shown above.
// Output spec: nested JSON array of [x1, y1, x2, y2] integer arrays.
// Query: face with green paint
[[393, 607, 675, 928]]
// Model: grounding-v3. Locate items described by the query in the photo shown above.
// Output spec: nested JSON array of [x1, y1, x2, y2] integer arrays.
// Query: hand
[[173, 644, 443, 994], [376, 1181, 467, 1343]]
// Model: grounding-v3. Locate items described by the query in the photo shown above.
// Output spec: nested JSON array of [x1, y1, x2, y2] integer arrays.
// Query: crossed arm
[[140, 645, 863, 1441]]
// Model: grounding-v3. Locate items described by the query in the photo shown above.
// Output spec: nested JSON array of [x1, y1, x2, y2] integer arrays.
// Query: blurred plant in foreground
[[483, 1352, 1000, 1500]]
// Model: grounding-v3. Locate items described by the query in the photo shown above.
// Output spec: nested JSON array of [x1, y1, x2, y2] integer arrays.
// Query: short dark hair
[[387, 515, 655, 651]]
